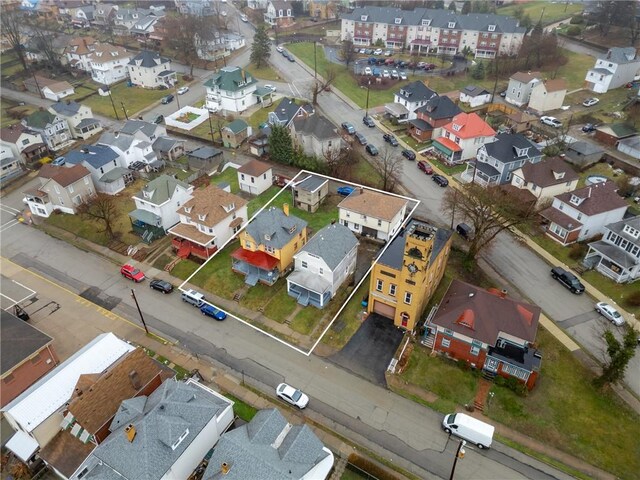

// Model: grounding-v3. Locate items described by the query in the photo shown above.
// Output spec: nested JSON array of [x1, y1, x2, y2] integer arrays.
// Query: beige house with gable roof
[[338, 188, 408, 241]]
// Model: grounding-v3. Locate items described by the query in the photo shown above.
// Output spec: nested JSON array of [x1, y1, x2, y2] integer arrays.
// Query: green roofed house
[[130, 174, 194, 242], [222, 119, 251, 149], [21, 109, 72, 152], [204, 66, 259, 114]]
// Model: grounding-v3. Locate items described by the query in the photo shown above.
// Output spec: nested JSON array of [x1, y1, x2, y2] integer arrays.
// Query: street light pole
[[449, 440, 466, 480], [314, 41, 317, 79], [130, 289, 149, 335], [362, 81, 371, 117]]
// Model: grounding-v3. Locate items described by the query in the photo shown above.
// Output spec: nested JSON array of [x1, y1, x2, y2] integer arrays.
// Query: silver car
[[595, 302, 625, 326]]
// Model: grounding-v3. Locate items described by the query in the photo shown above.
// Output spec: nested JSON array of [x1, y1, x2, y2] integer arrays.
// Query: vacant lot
[[497, 1, 583, 25]]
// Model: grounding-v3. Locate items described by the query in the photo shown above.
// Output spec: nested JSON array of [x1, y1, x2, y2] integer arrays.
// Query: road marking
[[288, 83, 296, 96], [1, 204, 21, 214], [0, 219, 20, 233]]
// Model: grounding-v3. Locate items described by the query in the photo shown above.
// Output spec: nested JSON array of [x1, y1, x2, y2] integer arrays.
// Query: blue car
[[337, 186, 356, 196], [200, 303, 227, 321]]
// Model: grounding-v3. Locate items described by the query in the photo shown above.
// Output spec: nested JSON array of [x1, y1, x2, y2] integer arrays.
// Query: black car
[[161, 94, 174, 104], [551, 267, 585, 294], [287, 55, 295, 62], [582, 123, 596, 133], [150, 279, 174, 294], [402, 149, 416, 160], [363, 116, 375, 127], [383, 133, 399, 146], [151, 114, 164, 124], [432, 174, 449, 187], [354, 132, 367, 145], [365, 144, 379, 156]]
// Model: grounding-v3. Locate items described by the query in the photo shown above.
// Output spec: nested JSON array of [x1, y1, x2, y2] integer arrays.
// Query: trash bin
[[456, 223, 472, 240], [15, 305, 29, 321]]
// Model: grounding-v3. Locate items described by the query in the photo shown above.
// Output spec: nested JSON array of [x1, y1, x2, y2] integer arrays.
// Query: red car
[[121, 264, 145, 282], [417, 160, 433, 175]]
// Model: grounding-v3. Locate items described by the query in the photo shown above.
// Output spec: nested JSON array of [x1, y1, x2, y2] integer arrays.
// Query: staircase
[[421, 327, 436, 348], [177, 243, 191, 259], [296, 290, 310, 307], [473, 378, 494, 413]]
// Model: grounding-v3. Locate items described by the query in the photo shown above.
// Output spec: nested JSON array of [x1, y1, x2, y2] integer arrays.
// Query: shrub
[[569, 15, 584, 24], [566, 25, 581, 36], [568, 243, 588, 260], [624, 290, 640, 307]]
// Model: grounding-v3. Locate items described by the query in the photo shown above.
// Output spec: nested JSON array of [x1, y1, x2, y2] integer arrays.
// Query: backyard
[[496, 0, 583, 25]]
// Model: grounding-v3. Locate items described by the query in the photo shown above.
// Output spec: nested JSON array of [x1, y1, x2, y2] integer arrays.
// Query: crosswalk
[[0, 203, 24, 233]]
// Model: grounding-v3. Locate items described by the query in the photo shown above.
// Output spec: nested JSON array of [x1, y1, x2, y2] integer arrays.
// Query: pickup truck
[[550, 267, 585, 294]]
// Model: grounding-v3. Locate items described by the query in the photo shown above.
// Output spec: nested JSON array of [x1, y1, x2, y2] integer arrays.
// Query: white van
[[442, 413, 494, 449], [181, 289, 205, 307]]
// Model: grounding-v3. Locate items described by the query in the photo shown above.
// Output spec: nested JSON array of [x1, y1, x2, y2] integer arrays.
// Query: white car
[[264, 84, 276, 92], [382, 69, 390, 78], [359, 48, 367, 54], [391, 69, 399, 79], [364, 66, 372, 75], [240, 14, 248, 22], [373, 48, 383, 55], [177, 86, 189, 95], [221, 10, 227, 16], [540, 116, 562, 128], [276, 383, 309, 409], [276, 45, 283, 53], [595, 302, 625, 326], [399, 71, 408, 80], [583, 97, 599, 107]]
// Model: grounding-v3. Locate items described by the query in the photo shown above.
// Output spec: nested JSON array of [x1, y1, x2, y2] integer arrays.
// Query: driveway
[[329, 313, 404, 386]]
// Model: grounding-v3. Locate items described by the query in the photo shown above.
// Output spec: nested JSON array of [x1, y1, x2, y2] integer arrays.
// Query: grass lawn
[[246, 105, 273, 129], [427, 155, 467, 176], [352, 156, 383, 188], [321, 280, 369, 349], [245, 63, 281, 82], [290, 306, 318, 335], [188, 242, 246, 300], [45, 180, 143, 246], [263, 287, 298, 322], [239, 280, 285, 310], [554, 50, 597, 91], [1, 99, 36, 128], [210, 165, 240, 192], [247, 185, 284, 217], [567, 88, 635, 125], [170, 258, 200, 280], [497, 0, 583, 25], [224, 393, 258, 422], [275, 189, 338, 233]]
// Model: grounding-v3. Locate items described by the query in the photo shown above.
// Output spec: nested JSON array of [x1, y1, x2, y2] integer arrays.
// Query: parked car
[[383, 133, 399, 146], [177, 86, 189, 95], [240, 14, 248, 22], [582, 123, 596, 133], [550, 267, 585, 294], [540, 116, 562, 128], [337, 185, 356, 196], [382, 69, 390, 78], [399, 71, 408, 80], [51, 156, 65, 166], [341, 122, 355, 134], [276, 383, 309, 409], [181, 289, 205, 307], [384, 50, 392, 56], [264, 84, 277, 92], [582, 97, 599, 107], [362, 116, 375, 127], [120, 264, 145, 282], [373, 48, 383, 55], [287, 55, 295, 63], [417, 160, 433, 174], [442, 413, 494, 449], [368, 57, 377, 65], [364, 66, 372, 75], [432, 174, 448, 187], [372, 67, 381, 77], [276, 45, 284, 53], [384, 58, 395, 65], [200, 303, 227, 321], [161, 94, 174, 104], [365, 144, 379, 156], [499, 90, 507, 97], [391, 69, 399, 79], [595, 302, 625, 326], [354, 132, 367, 145], [364, 48, 373, 55], [359, 48, 367, 54], [149, 279, 173, 294], [151, 114, 164, 124], [402, 149, 416, 160]]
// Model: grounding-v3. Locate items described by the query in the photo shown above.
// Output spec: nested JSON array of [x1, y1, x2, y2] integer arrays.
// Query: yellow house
[[368, 219, 452, 330], [231, 204, 308, 286]]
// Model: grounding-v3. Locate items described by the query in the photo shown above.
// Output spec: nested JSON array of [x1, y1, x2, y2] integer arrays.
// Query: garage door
[[373, 300, 396, 319]]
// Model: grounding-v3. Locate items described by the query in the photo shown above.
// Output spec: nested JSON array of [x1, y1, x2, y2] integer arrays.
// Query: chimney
[[129, 370, 142, 390], [124, 424, 136, 442], [221, 462, 231, 475], [500, 289, 507, 298], [283, 203, 289, 216]]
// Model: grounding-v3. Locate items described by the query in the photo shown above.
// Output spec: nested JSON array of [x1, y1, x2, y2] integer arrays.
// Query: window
[[263, 173, 267, 179], [389, 284, 396, 296], [395, 18, 402, 24], [441, 338, 451, 348], [69, 185, 74, 193], [301, 261, 309, 269], [251, 177, 255, 183], [470, 345, 480, 356], [241, 173, 245, 180], [319, 267, 324, 274], [488, 25, 496, 32], [404, 292, 412, 304], [448, 22, 455, 28], [376, 279, 383, 291]]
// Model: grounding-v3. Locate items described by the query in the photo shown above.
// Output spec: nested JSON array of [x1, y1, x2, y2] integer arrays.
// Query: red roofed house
[[540, 181, 628, 245], [425, 279, 542, 390], [432, 112, 496, 165]]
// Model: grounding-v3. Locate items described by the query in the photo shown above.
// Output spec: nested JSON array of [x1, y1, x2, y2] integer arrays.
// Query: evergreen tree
[[251, 24, 271, 69], [269, 125, 294, 165], [461, 1, 471, 14], [448, 2, 457, 13], [471, 61, 485, 80]]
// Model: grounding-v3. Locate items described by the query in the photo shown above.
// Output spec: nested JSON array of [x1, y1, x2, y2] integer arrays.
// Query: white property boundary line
[[1, 279, 37, 310], [178, 169, 420, 356]]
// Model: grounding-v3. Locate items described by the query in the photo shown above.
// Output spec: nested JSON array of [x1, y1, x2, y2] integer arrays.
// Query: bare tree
[[442, 184, 542, 261], [77, 193, 118, 240], [25, 17, 63, 71], [339, 34, 357, 68], [163, 14, 206, 76], [0, 8, 28, 72], [370, 147, 403, 192], [310, 66, 337, 105], [323, 144, 356, 179]]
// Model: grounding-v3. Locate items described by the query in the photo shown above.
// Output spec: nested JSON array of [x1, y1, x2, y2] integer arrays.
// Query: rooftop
[[483, 132, 541, 164], [238, 159, 271, 177], [245, 207, 307, 250], [296, 223, 358, 270], [38, 164, 91, 187], [554, 181, 627, 216], [443, 112, 495, 139], [134, 174, 191, 206], [395, 81, 437, 103], [1, 310, 53, 376], [293, 174, 328, 193], [293, 115, 339, 140], [177, 184, 247, 228], [518, 156, 578, 188], [338, 188, 407, 222], [64, 144, 119, 170], [204, 66, 257, 93]]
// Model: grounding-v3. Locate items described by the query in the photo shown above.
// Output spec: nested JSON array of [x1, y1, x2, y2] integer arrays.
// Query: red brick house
[[1, 310, 59, 407], [408, 95, 462, 143], [425, 279, 542, 390]]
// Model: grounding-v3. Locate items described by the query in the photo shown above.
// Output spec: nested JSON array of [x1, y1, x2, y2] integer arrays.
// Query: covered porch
[[540, 207, 582, 245], [231, 247, 280, 286], [23, 187, 53, 218], [485, 342, 541, 390], [584, 241, 640, 283], [409, 38, 432, 54], [384, 103, 409, 123], [128, 209, 165, 243], [461, 161, 500, 186], [254, 87, 275, 107], [432, 137, 462, 164], [167, 223, 217, 260], [158, 70, 177, 88], [75, 118, 102, 140], [286, 271, 332, 309]]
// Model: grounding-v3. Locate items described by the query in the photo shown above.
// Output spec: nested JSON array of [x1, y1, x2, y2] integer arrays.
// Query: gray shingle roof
[[188, 146, 222, 159], [128, 50, 170, 67], [152, 136, 181, 153], [297, 223, 358, 270], [293, 174, 327, 193], [99, 132, 135, 152], [246, 207, 307, 250], [1, 310, 53, 376], [599, 47, 638, 64], [483, 133, 542, 165], [203, 409, 330, 480], [49, 101, 83, 116], [86, 380, 231, 480], [604, 215, 640, 242], [270, 98, 306, 125], [343, 6, 526, 34], [415, 95, 462, 120], [293, 115, 339, 140], [396, 81, 436, 103], [119, 120, 158, 138], [133, 174, 190, 205], [461, 85, 490, 97], [65, 144, 119, 169]]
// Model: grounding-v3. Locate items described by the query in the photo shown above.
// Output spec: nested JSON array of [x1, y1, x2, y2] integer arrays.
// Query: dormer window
[[394, 18, 402, 24], [623, 224, 640, 239], [421, 19, 431, 27], [488, 25, 496, 32], [448, 21, 456, 29], [513, 146, 529, 157], [198, 213, 207, 221], [360, 15, 368, 21], [143, 190, 152, 199], [569, 194, 583, 206], [288, 225, 297, 234], [452, 123, 462, 132], [222, 203, 235, 213], [171, 428, 189, 451], [552, 171, 565, 180], [264, 232, 274, 241]]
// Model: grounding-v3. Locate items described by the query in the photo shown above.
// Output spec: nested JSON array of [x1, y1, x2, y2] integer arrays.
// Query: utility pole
[[108, 91, 120, 120], [314, 41, 317, 79], [130, 289, 149, 335], [208, 111, 215, 145], [121, 101, 128, 120], [449, 440, 466, 480]]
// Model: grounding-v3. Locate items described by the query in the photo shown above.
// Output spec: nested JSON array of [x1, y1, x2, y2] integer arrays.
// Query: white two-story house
[[505, 71, 541, 107], [127, 50, 176, 89], [540, 181, 628, 245], [22, 110, 72, 152], [237, 159, 273, 196], [168, 184, 248, 260], [585, 47, 640, 94], [338, 188, 408, 241], [392, 81, 437, 122], [89, 44, 132, 85], [98, 120, 165, 170], [510, 156, 579, 206], [264, 0, 295, 27], [0, 123, 47, 163], [287, 223, 358, 309], [48, 101, 102, 140], [584, 216, 640, 283], [64, 36, 99, 72], [204, 66, 258, 113], [64, 145, 132, 195], [291, 115, 342, 159]]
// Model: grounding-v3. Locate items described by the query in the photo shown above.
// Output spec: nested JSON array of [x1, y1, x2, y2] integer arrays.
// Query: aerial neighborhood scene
[[2, 0, 640, 479]]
